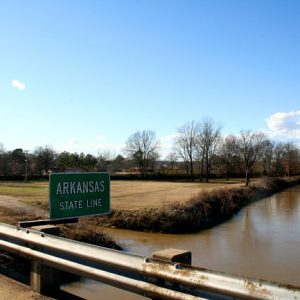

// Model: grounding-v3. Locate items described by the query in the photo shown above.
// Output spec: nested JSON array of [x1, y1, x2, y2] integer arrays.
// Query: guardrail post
[[30, 260, 63, 294], [30, 225, 62, 295], [151, 249, 192, 300], [152, 248, 192, 265]]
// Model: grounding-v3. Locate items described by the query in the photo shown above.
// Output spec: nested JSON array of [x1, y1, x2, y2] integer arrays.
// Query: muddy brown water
[[63, 185, 300, 299]]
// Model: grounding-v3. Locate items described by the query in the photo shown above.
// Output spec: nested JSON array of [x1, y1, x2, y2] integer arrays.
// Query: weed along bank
[[49, 172, 110, 219]]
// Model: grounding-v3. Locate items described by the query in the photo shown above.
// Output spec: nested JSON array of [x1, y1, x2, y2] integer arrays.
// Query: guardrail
[[0, 222, 300, 300]]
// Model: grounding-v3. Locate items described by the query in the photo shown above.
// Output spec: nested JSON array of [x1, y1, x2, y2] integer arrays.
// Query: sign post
[[49, 172, 110, 220]]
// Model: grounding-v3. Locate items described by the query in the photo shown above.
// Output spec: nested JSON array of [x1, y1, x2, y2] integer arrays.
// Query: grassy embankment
[[96, 177, 300, 233]]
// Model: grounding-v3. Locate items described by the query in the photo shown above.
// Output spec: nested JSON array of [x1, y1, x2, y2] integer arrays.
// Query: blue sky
[[1, 0, 300, 158]]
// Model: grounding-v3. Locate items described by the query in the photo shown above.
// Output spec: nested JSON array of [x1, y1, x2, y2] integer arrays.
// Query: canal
[[63, 185, 300, 299]]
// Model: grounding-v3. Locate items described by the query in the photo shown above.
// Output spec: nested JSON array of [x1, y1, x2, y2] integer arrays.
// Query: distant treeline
[[0, 172, 234, 182], [1, 121, 300, 184]]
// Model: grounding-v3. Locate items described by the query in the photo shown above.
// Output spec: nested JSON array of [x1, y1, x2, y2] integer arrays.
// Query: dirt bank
[[0, 275, 52, 300], [96, 177, 300, 233]]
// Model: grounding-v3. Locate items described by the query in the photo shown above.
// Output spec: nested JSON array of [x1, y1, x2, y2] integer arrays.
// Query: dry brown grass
[[0, 206, 40, 225], [110, 180, 244, 210], [0, 179, 245, 210]]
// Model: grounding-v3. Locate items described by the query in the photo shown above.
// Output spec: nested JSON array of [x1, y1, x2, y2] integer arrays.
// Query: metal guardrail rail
[[0, 222, 300, 300]]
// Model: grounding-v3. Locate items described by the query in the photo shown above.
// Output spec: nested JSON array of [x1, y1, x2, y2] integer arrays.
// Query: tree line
[[125, 119, 300, 185], [1, 118, 299, 184]]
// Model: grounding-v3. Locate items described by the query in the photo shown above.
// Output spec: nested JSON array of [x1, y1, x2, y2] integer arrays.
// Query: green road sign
[[49, 172, 110, 219]]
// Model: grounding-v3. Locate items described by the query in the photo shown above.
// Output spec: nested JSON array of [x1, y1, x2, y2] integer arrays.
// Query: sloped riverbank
[[97, 177, 300, 233]]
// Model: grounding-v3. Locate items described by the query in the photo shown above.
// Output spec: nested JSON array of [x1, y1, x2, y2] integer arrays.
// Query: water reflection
[[64, 185, 300, 298]]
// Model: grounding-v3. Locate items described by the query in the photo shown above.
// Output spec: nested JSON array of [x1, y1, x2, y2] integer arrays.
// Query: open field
[[109, 180, 245, 210], [0, 179, 245, 210]]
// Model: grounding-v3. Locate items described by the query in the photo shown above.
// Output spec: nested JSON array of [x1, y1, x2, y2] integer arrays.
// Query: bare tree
[[125, 130, 159, 177], [219, 135, 237, 181], [165, 152, 178, 174], [235, 130, 267, 186], [97, 150, 115, 172], [260, 139, 273, 176], [175, 121, 198, 181], [0, 143, 7, 176], [283, 142, 299, 178], [272, 142, 285, 176], [196, 118, 222, 182], [111, 154, 125, 173]]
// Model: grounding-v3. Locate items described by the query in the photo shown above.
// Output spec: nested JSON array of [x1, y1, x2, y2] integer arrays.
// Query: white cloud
[[266, 110, 300, 141], [11, 79, 26, 90]]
